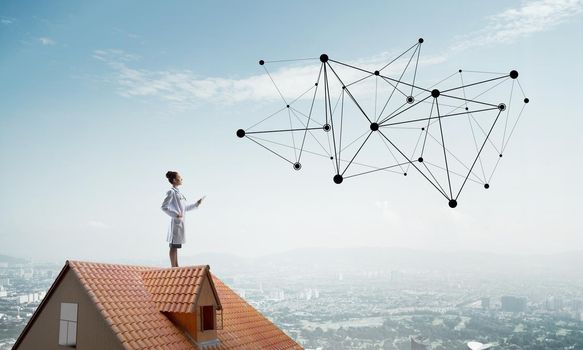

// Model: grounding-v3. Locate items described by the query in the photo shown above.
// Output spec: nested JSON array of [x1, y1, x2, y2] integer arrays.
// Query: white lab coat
[[160, 187, 199, 244]]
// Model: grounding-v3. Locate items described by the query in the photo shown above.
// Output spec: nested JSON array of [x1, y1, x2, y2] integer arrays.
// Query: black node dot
[[404, 173, 407, 176], [421, 127, 425, 131], [418, 157, 423, 163], [333, 174, 343, 184], [418, 38, 424, 43], [320, 54, 329, 63], [330, 156, 333, 160], [342, 86, 346, 90], [431, 89, 440, 98], [315, 83, 318, 86], [259, 60, 264, 65], [286, 105, 290, 108], [498, 103, 506, 111], [448, 199, 458, 208], [293, 162, 302, 171], [406, 96, 414, 104], [236, 129, 245, 138], [323, 124, 331, 132], [484, 183, 490, 189], [459, 69, 462, 73], [465, 107, 469, 111], [524, 98, 529, 103], [499, 154, 503, 158], [374, 70, 380, 76], [370, 122, 379, 131], [509, 70, 519, 79]]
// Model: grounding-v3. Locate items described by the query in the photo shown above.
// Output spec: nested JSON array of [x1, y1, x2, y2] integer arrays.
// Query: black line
[[424, 160, 483, 185], [326, 62, 373, 124], [378, 129, 449, 200], [329, 59, 432, 94], [378, 131, 406, 174], [344, 161, 411, 179], [420, 99, 435, 157], [247, 106, 288, 130], [439, 93, 500, 108], [380, 107, 498, 127], [435, 99, 453, 199], [246, 136, 293, 165], [264, 57, 319, 63], [501, 79, 515, 151], [377, 95, 432, 125], [246, 127, 322, 135], [290, 108, 331, 158], [325, 63, 340, 174], [341, 131, 373, 176], [338, 90, 345, 171], [410, 43, 421, 96], [298, 64, 323, 162], [455, 109, 503, 200], [441, 75, 508, 93], [460, 71, 487, 183], [379, 41, 419, 71], [421, 161, 448, 197], [502, 103, 527, 153], [346, 73, 374, 88], [287, 108, 298, 161], [263, 66, 288, 105]]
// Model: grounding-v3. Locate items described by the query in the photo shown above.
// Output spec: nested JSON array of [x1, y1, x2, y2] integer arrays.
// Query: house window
[[201, 305, 215, 331], [59, 303, 77, 347]]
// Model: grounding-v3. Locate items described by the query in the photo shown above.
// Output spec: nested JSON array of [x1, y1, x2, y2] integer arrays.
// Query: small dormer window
[[201, 305, 215, 331], [59, 302, 78, 347]]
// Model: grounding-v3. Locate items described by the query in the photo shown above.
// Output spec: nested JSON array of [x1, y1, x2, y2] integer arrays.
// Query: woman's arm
[[161, 190, 179, 217], [185, 196, 204, 211]]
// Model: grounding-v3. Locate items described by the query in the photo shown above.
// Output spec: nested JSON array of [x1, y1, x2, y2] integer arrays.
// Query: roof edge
[[12, 260, 71, 349]]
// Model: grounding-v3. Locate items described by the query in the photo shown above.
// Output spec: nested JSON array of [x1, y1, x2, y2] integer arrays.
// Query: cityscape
[[1, 248, 582, 349]]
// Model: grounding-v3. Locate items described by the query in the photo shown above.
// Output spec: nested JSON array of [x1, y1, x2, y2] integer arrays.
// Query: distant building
[[481, 297, 490, 310], [501, 296, 527, 312], [545, 295, 564, 311], [411, 335, 429, 350]]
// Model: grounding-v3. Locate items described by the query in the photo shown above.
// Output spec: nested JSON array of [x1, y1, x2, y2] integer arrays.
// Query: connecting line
[[455, 109, 503, 201], [298, 64, 323, 163], [405, 128, 424, 174], [341, 129, 372, 153], [346, 73, 374, 88], [380, 76, 410, 97], [435, 99, 453, 199], [378, 131, 406, 174], [290, 108, 331, 158], [502, 103, 527, 153], [341, 131, 373, 176], [245, 136, 293, 165], [263, 66, 288, 106], [378, 129, 450, 200], [338, 90, 345, 171], [501, 79, 515, 151], [379, 41, 420, 72], [325, 62, 373, 124], [410, 43, 421, 96], [441, 75, 509, 93], [440, 75, 513, 117], [423, 161, 483, 185], [344, 161, 411, 179], [380, 106, 498, 127], [290, 107, 324, 127], [439, 93, 500, 108], [460, 72, 487, 183], [287, 107, 298, 161], [376, 79, 407, 123], [330, 59, 432, 94], [421, 161, 448, 197], [246, 127, 322, 135], [378, 95, 432, 125], [247, 106, 288, 130], [263, 57, 319, 63], [425, 130, 484, 184], [250, 135, 331, 160], [325, 64, 340, 174], [420, 99, 435, 157]]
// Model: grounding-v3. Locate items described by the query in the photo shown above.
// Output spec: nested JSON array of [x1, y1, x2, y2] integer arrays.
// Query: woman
[[161, 171, 205, 267]]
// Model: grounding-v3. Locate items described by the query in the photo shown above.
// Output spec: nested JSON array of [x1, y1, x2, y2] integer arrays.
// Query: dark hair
[[166, 171, 178, 184]]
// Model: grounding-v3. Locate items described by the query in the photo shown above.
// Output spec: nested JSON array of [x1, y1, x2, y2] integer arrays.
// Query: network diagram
[[236, 38, 529, 208]]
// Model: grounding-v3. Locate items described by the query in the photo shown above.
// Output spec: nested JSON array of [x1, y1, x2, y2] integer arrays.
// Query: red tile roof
[[42, 261, 302, 350]]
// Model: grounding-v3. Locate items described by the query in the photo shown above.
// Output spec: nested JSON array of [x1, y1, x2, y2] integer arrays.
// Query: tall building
[[501, 296, 527, 312]]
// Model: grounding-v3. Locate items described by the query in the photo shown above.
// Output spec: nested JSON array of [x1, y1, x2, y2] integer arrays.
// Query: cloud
[[39, 37, 56, 46], [451, 0, 583, 52], [87, 220, 111, 230], [94, 0, 582, 108], [1, 17, 14, 25]]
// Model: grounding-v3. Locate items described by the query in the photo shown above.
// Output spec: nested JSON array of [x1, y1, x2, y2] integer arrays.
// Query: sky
[[0, 0, 582, 263]]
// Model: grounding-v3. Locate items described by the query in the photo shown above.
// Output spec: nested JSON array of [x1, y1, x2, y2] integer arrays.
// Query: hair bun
[[165, 171, 173, 179]]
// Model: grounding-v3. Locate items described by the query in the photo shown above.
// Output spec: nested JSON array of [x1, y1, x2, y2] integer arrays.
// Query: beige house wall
[[195, 276, 219, 343], [15, 269, 124, 350]]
